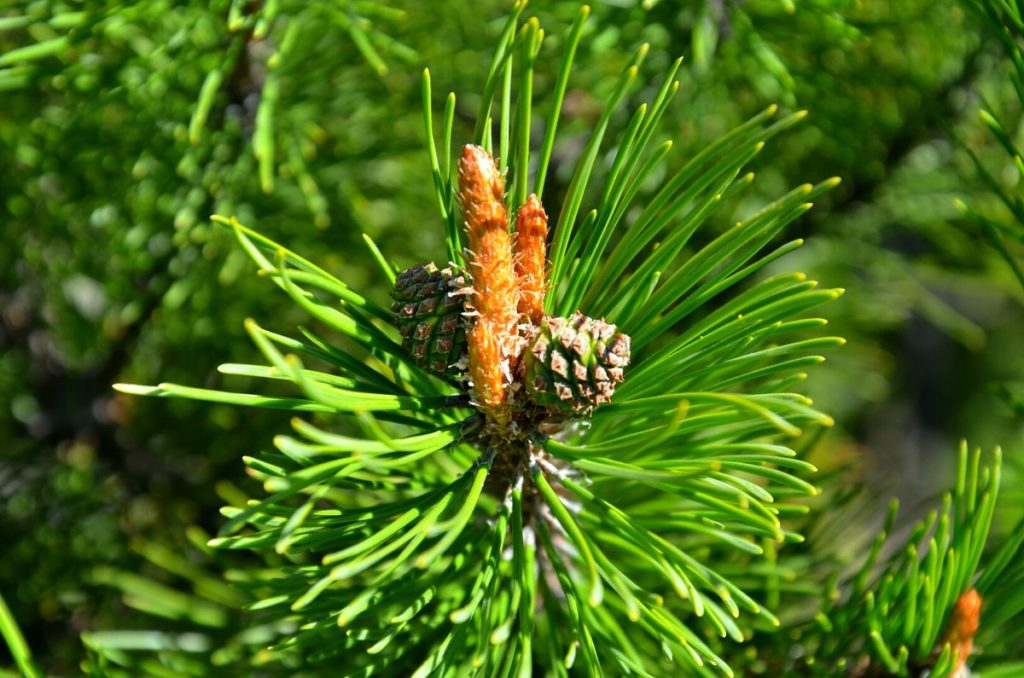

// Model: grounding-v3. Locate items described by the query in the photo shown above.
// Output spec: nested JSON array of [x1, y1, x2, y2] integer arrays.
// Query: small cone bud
[[390, 263, 468, 377], [524, 312, 631, 416], [941, 588, 981, 676], [459, 145, 520, 423], [514, 194, 548, 324]]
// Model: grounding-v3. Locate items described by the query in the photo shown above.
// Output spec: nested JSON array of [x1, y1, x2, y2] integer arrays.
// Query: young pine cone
[[524, 312, 631, 416], [390, 263, 468, 377]]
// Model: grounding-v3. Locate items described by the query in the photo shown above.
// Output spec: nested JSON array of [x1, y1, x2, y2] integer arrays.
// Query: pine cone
[[391, 263, 468, 377], [524, 312, 631, 416]]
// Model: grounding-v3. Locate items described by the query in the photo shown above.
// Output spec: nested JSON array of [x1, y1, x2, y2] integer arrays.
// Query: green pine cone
[[524, 312, 631, 416], [391, 262, 468, 376]]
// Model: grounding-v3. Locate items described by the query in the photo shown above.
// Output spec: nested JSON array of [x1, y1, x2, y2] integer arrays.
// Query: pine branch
[[71, 5, 1024, 678]]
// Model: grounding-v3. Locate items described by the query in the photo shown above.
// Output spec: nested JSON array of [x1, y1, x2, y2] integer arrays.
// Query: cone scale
[[390, 262, 468, 377], [524, 312, 631, 416]]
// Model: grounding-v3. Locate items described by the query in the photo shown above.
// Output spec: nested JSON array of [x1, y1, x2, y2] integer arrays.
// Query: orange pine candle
[[514, 194, 548, 324], [458, 145, 520, 422], [943, 588, 981, 675]]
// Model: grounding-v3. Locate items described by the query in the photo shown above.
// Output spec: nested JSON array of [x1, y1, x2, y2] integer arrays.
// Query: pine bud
[[391, 263, 468, 377], [459, 145, 520, 422], [524, 312, 631, 416], [514, 194, 548, 324], [941, 588, 981, 676]]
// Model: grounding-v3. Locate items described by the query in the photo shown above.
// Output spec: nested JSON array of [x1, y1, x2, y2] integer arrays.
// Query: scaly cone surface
[[390, 262, 468, 377], [458, 145, 520, 424], [514, 194, 548, 325], [523, 312, 631, 416]]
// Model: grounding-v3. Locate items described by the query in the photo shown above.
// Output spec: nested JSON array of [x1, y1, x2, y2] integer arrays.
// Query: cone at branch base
[[459, 145, 520, 422], [390, 263, 467, 376], [524, 312, 631, 416]]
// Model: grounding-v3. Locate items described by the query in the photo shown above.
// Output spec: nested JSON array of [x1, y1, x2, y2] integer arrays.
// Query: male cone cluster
[[391, 145, 631, 425]]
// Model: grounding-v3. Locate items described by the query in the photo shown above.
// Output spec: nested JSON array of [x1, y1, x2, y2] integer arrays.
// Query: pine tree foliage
[[956, 0, 1024, 418], [0, 0, 411, 365], [99, 5, 846, 674], [0, 3, 420, 666], [959, 0, 1024, 290], [792, 444, 1024, 677], [9, 3, 1017, 677]]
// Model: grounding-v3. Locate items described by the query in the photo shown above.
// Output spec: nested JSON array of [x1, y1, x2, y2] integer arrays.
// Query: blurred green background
[[1, 0, 1022, 673]]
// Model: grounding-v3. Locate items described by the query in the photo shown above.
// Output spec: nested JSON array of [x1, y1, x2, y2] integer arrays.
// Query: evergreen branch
[[802, 443, 1018, 677], [93, 5, 861, 674]]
